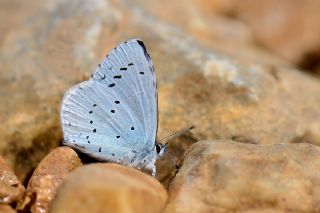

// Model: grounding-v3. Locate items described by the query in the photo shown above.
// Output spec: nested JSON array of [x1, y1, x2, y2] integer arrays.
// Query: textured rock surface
[[165, 140, 320, 213], [0, 156, 24, 205], [18, 147, 82, 213], [1, 0, 319, 182], [50, 163, 167, 213]]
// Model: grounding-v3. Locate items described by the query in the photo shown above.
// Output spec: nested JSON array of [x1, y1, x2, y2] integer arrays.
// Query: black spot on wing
[[136, 40, 155, 74], [136, 40, 152, 63], [136, 40, 149, 58]]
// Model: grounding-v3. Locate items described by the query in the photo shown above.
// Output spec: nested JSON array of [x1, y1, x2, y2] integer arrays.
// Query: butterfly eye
[[156, 144, 161, 154]]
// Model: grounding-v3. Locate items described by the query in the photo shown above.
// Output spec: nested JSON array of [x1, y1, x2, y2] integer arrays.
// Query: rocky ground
[[0, 0, 320, 212]]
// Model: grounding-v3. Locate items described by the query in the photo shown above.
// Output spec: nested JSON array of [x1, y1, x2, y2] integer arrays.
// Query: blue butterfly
[[60, 39, 167, 176]]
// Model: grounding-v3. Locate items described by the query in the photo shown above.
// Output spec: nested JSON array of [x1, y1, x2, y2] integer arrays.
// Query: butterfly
[[60, 39, 167, 177]]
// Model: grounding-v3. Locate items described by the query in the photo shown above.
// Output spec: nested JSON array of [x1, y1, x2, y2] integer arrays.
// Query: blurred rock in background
[[196, 0, 320, 74]]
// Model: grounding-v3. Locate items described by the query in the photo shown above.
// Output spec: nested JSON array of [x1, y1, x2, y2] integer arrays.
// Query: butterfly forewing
[[92, 39, 158, 145]]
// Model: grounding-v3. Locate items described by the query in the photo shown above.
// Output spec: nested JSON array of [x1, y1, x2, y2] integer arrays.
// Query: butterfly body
[[60, 39, 166, 176]]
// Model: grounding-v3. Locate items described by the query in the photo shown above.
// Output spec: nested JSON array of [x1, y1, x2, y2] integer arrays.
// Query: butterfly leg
[[151, 165, 156, 177], [144, 155, 157, 177]]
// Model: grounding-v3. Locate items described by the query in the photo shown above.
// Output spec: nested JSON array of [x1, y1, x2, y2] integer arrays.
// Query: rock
[[0, 205, 16, 213], [0, 155, 24, 205], [155, 133, 197, 188], [130, 0, 285, 66], [0, 0, 319, 183], [1, 0, 320, 211], [18, 147, 82, 213], [196, 0, 320, 68], [50, 163, 167, 213], [165, 140, 320, 213]]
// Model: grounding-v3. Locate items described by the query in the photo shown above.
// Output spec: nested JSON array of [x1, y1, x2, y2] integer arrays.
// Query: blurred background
[[0, 0, 319, 183]]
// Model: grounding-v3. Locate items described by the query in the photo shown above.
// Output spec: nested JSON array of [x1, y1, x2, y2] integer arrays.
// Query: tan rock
[[130, 0, 286, 65], [198, 0, 320, 66], [165, 140, 320, 213], [50, 163, 167, 213], [0, 204, 16, 213], [0, 155, 24, 205], [18, 146, 82, 213]]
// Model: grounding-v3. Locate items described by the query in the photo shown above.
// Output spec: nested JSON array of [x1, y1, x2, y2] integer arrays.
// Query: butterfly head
[[155, 142, 168, 159]]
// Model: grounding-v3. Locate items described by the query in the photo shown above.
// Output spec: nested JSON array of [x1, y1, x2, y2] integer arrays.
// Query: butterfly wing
[[60, 39, 158, 164], [92, 39, 158, 145]]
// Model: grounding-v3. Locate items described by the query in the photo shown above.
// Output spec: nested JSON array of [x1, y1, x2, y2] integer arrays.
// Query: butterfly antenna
[[159, 125, 195, 143]]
